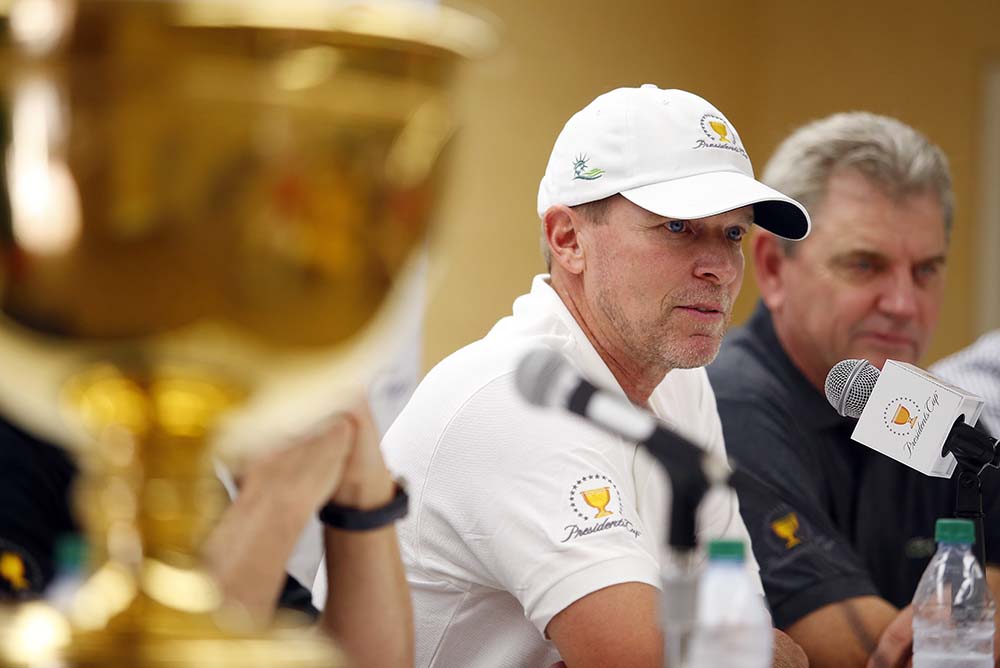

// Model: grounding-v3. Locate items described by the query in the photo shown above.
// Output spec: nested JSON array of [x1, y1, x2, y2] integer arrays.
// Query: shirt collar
[[745, 301, 853, 432], [516, 275, 632, 401]]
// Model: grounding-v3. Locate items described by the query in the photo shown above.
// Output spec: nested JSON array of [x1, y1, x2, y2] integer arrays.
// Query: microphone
[[515, 348, 731, 550], [825, 359, 999, 477], [824, 358, 881, 419]]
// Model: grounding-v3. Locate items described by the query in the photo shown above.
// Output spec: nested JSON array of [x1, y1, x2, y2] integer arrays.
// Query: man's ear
[[543, 205, 586, 275], [753, 230, 791, 312]]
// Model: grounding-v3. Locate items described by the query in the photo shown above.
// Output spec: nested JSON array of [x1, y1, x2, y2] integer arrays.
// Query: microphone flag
[[851, 360, 985, 478]]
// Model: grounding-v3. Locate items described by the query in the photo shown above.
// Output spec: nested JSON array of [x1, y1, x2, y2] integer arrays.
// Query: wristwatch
[[318, 480, 409, 531]]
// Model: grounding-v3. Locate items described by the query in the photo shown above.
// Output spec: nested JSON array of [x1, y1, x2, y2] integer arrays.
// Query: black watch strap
[[318, 481, 408, 531]]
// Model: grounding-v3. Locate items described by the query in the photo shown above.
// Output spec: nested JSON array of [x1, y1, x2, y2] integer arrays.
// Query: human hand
[[327, 400, 395, 511], [238, 412, 357, 515], [773, 628, 809, 668], [866, 605, 913, 668]]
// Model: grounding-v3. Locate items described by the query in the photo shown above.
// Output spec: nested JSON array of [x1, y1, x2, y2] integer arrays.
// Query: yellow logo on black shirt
[[1, 551, 29, 591], [771, 512, 802, 549]]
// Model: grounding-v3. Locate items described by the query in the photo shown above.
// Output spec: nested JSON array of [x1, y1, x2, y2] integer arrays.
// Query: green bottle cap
[[707, 539, 745, 561], [935, 518, 975, 545]]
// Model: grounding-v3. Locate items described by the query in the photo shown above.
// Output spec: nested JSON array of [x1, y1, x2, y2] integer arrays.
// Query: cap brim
[[620, 171, 811, 240]]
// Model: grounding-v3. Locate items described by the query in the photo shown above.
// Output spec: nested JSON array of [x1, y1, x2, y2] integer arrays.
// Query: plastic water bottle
[[660, 548, 699, 667], [913, 518, 995, 668], [686, 539, 772, 668]]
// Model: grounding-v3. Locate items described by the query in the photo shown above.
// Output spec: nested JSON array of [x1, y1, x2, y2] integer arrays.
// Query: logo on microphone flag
[[883, 397, 922, 436]]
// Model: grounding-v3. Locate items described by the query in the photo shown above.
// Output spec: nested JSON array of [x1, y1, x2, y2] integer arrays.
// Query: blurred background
[[423, 0, 1000, 370]]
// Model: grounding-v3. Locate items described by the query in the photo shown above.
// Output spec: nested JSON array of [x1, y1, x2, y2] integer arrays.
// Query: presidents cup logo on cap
[[702, 114, 733, 143], [695, 113, 748, 158]]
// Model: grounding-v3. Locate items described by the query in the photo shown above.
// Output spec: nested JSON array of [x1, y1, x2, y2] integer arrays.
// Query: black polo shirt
[[707, 302, 1000, 629], [0, 415, 317, 617]]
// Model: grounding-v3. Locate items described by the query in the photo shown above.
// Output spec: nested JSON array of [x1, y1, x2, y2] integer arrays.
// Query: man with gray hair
[[707, 111, 1000, 668]]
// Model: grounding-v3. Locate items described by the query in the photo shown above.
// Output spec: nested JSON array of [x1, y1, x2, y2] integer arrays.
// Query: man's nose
[[878, 269, 920, 320], [693, 243, 741, 286]]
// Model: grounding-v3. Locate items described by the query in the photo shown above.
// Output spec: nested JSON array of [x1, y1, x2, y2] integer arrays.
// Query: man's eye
[[842, 257, 876, 273], [726, 227, 746, 241], [914, 262, 942, 283], [666, 220, 688, 233]]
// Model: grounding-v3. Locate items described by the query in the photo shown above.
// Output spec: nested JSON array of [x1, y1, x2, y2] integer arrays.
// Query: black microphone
[[515, 348, 731, 551], [825, 359, 1000, 474]]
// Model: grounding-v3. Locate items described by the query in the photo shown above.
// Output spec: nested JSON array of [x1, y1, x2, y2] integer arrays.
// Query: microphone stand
[[954, 466, 986, 568], [660, 468, 710, 668], [947, 416, 999, 567], [636, 428, 712, 668]]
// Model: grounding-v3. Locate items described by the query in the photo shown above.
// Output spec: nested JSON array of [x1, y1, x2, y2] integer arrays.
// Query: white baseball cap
[[537, 84, 811, 240]]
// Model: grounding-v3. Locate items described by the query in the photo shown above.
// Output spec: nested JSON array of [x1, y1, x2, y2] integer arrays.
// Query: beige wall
[[424, 0, 1000, 370]]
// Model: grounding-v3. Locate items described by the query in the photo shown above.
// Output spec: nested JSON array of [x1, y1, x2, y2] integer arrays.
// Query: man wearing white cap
[[383, 84, 811, 667]]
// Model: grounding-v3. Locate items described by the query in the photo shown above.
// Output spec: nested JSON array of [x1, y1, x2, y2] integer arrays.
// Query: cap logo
[[707, 119, 731, 143], [694, 114, 748, 158], [572, 154, 605, 181]]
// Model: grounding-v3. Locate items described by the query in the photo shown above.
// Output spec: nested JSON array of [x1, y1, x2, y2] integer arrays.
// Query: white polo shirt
[[383, 275, 760, 668]]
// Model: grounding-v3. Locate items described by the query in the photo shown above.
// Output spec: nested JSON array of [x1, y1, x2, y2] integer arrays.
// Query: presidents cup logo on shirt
[[770, 512, 803, 549], [694, 114, 748, 158], [882, 393, 940, 457], [561, 474, 640, 543]]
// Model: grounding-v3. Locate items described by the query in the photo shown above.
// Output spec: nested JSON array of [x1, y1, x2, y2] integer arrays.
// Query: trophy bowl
[[0, 0, 494, 665]]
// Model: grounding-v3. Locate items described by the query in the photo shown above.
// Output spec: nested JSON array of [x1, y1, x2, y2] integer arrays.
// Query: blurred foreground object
[[0, 0, 493, 665]]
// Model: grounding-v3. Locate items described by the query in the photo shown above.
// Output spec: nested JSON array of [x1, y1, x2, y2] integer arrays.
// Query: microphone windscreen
[[515, 348, 567, 408], [824, 359, 881, 418]]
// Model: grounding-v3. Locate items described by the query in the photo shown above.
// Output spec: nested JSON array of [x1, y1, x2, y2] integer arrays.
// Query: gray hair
[[762, 111, 953, 253]]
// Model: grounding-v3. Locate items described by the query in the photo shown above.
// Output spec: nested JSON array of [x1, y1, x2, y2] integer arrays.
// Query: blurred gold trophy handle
[[0, 0, 495, 666]]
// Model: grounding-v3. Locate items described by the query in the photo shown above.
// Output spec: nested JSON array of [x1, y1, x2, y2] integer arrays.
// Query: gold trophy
[[581, 487, 613, 519], [0, 1, 494, 666]]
